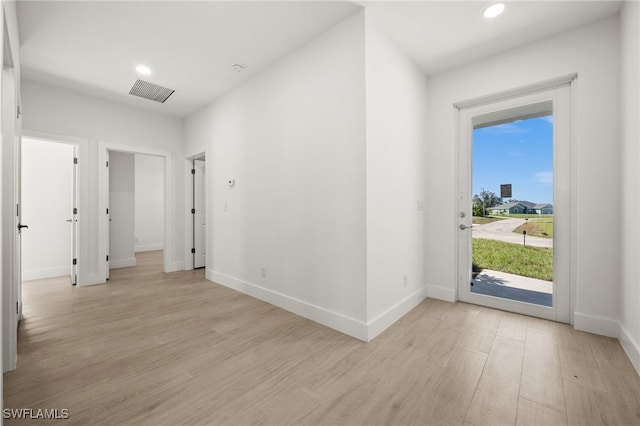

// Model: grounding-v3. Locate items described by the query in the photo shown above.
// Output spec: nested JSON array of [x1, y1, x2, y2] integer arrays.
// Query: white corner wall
[[619, 0, 640, 374], [109, 151, 135, 268], [364, 13, 428, 339], [185, 11, 369, 339], [20, 80, 185, 283], [21, 139, 74, 280], [135, 154, 164, 252], [425, 16, 621, 334]]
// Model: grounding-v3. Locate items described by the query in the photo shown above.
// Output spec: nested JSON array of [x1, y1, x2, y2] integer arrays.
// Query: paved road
[[472, 218, 553, 248]]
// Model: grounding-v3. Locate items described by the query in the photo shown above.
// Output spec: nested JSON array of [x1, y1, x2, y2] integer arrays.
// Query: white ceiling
[[17, 1, 361, 117], [17, 1, 622, 118], [364, 0, 622, 75]]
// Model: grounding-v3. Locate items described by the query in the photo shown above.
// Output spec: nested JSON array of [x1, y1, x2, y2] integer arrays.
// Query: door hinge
[[106, 161, 109, 167], [73, 258, 77, 265], [16, 301, 18, 314], [74, 157, 78, 164], [106, 208, 109, 214], [191, 208, 195, 214], [73, 207, 78, 215], [16, 106, 20, 119], [106, 255, 109, 261], [191, 248, 196, 254], [191, 169, 196, 174]]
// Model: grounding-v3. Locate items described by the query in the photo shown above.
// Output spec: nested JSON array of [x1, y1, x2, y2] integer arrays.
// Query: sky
[[473, 115, 553, 205]]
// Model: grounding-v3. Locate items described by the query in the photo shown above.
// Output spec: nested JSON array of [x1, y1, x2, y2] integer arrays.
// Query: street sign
[[500, 184, 512, 198]]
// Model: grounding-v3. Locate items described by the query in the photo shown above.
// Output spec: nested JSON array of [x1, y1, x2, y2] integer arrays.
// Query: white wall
[[619, 0, 640, 374], [135, 154, 164, 252], [185, 11, 368, 338], [364, 13, 428, 338], [425, 16, 621, 334], [21, 79, 185, 282], [21, 139, 73, 280], [109, 151, 135, 268]]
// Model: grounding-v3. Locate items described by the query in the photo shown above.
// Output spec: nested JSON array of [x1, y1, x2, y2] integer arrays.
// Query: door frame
[[98, 142, 174, 280], [454, 74, 577, 323], [22, 131, 85, 285]]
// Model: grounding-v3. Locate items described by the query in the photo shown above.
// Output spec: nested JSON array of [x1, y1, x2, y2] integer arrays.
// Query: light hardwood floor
[[4, 251, 640, 425]]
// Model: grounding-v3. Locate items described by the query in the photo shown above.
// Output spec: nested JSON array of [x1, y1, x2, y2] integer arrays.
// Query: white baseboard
[[619, 323, 640, 375], [109, 258, 137, 269], [22, 266, 70, 281], [78, 273, 105, 287], [366, 287, 428, 341], [574, 312, 619, 338], [135, 244, 164, 253], [208, 270, 369, 341], [166, 261, 184, 273], [426, 284, 456, 302]]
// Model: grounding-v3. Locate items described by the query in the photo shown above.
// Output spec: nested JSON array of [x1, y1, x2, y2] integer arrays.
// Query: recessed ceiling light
[[483, 3, 505, 19], [136, 65, 151, 75]]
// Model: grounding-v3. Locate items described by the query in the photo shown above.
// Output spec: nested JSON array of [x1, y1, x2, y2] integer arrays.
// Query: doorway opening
[[457, 80, 573, 322], [21, 138, 78, 285], [470, 110, 553, 306], [106, 150, 165, 277]]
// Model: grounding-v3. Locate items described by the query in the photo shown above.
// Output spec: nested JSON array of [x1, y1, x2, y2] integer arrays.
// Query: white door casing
[[456, 78, 574, 323]]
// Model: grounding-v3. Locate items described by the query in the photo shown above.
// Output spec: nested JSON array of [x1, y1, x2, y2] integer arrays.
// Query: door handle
[[18, 224, 29, 230], [459, 224, 473, 230]]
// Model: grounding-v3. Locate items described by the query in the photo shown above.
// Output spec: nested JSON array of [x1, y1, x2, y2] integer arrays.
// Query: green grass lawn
[[472, 238, 553, 281], [513, 218, 554, 238], [472, 216, 506, 225]]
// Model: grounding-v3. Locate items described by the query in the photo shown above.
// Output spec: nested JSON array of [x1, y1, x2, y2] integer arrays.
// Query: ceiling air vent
[[129, 79, 174, 103]]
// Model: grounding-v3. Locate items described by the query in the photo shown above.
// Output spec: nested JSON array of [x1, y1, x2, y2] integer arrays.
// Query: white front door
[[457, 83, 572, 322]]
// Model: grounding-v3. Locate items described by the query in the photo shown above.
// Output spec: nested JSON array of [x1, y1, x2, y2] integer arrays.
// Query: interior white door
[[193, 159, 206, 268], [105, 150, 110, 279], [71, 146, 78, 285], [457, 84, 572, 323]]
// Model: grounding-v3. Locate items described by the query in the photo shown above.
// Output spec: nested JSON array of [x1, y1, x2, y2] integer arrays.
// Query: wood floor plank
[[4, 251, 640, 425], [516, 397, 568, 426], [465, 336, 524, 426], [520, 327, 566, 413]]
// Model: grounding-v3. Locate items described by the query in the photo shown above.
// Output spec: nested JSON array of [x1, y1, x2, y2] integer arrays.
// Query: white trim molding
[[573, 312, 619, 338], [426, 284, 456, 303], [619, 323, 640, 375], [135, 244, 164, 252], [108, 258, 137, 269], [22, 266, 69, 282], [367, 287, 428, 341], [209, 270, 369, 341]]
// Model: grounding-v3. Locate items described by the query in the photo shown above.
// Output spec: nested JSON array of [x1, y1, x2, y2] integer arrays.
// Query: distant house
[[488, 201, 553, 215]]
